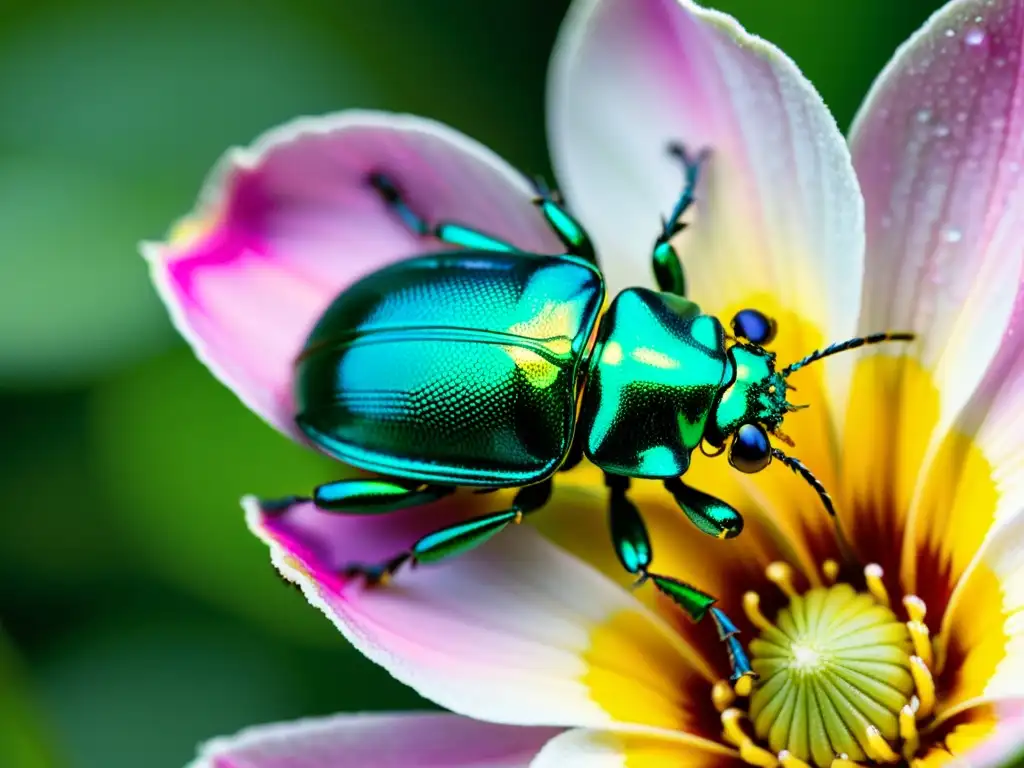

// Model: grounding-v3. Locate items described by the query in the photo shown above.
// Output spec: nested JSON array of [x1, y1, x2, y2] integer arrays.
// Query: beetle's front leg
[[605, 473, 754, 684], [530, 177, 598, 266], [651, 143, 710, 297], [663, 476, 744, 539]]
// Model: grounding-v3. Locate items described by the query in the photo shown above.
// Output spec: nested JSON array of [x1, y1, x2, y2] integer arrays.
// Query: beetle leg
[[368, 172, 523, 253], [313, 478, 454, 513], [651, 143, 710, 297], [340, 479, 553, 586], [605, 473, 755, 684], [531, 177, 598, 266], [663, 476, 744, 540]]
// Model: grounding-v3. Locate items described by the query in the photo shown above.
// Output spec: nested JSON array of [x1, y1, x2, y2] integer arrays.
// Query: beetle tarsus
[[661, 142, 710, 243], [342, 553, 411, 587]]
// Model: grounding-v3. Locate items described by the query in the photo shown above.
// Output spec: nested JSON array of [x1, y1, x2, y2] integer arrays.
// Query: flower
[[146, 0, 1024, 765]]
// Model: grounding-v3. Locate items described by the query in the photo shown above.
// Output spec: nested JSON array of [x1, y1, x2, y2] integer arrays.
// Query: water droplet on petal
[[965, 27, 986, 46], [941, 226, 963, 243], [916, 109, 933, 123], [945, 28, 957, 37], [933, 124, 951, 137]]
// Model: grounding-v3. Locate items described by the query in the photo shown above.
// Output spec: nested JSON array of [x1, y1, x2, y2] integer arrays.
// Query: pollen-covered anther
[[821, 559, 839, 585], [902, 594, 934, 668], [765, 561, 798, 597], [863, 563, 890, 607], [712, 679, 736, 712]]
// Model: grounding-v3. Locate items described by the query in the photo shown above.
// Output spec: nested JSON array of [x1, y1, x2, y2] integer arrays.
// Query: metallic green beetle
[[285, 145, 912, 682]]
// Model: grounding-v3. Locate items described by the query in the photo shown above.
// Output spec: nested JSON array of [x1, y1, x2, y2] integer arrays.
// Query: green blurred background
[[0, 1, 951, 765]]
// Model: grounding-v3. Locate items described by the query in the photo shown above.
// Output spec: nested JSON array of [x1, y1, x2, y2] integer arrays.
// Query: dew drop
[[916, 108, 933, 123], [965, 27, 986, 46], [941, 226, 963, 243], [945, 28, 956, 37], [933, 124, 951, 137]]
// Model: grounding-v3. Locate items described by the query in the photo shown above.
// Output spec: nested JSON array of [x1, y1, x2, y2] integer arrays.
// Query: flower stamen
[[909, 656, 936, 719], [822, 559, 839, 585], [712, 679, 736, 712], [779, 750, 813, 768], [902, 595, 933, 669], [743, 591, 774, 632], [863, 563, 890, 607], [899, 705, 919, 761], [864, 726, 900, 763], [765, 561, 798, 597], [722, 709, 779, 768]]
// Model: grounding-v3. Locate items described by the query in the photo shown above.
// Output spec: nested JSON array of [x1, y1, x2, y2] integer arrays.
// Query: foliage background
[[0, 1, 972, 765]]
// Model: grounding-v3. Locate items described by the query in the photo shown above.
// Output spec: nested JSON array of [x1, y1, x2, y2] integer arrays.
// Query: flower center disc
[[748, 583, 915, 767]]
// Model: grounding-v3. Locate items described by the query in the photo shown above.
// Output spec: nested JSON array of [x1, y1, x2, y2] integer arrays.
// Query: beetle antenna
[[771, 448, 833, 516], [771, 448, 858, 564], [782, 332, 914, 377]]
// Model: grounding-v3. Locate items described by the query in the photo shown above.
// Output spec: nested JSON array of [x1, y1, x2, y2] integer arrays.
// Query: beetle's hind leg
[[318, 478, 553, 586], [651, 143, 710, 297], [368, 172, 524, 254], [605, 473, 755, 686]]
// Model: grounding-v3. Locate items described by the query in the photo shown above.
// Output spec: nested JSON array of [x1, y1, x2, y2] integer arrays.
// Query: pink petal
[[548, 0, 864, 387], [955, 708, 1024, 768], [847, 0, 1024, 595], [851, 0, 1024, 425], [188, 712, 559, 768], [144, 112, 561, 439], [246, 495, 717, 732]]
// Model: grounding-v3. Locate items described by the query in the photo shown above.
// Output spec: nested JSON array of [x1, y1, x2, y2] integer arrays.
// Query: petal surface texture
[[846, 0, 1024, 599], [248, 497, 716, 732], [188, 712, 559, 768], [144, 112, 561, 439]]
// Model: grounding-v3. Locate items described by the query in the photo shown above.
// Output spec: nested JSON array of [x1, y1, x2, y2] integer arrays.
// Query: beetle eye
[[729, 423, 772, 474], [731, 308, 777, 345]]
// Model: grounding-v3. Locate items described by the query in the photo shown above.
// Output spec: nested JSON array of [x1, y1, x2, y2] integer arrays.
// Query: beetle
[[283, 144, 912, 683]]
